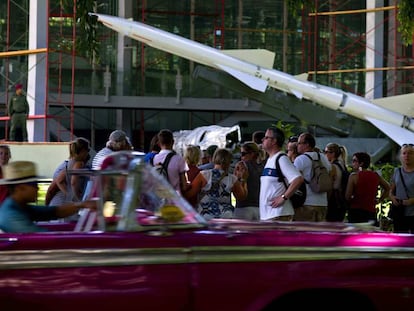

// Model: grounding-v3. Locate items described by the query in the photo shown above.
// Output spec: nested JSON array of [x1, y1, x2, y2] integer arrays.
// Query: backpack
[[333, 160, 350, 194], [275, 153, 306, 208], [152, 151, 176, 181], [303, 153, 332, 193]]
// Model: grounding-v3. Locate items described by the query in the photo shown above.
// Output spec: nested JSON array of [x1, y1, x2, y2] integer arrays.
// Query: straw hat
[[0, 161, 40, 185]]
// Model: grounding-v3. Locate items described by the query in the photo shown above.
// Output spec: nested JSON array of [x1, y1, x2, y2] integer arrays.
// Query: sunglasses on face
[[324, 150, 334, 154], [241, 151, 251, 156]]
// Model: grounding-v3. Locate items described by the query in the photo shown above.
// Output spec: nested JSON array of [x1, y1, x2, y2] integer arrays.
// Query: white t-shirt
[[153, 150, 188, 194], [259, 152, 302, 220], [294, 151, 331, 206]]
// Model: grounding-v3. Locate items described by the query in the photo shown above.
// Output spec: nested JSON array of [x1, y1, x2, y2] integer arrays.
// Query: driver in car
[[0, 161, 97, 233]]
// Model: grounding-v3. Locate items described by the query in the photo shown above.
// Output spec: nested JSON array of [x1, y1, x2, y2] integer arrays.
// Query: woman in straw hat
[[0, 161, 96, 233]]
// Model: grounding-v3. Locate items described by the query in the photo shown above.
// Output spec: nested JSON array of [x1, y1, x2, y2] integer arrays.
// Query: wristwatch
[[281, 194, 288, 200]]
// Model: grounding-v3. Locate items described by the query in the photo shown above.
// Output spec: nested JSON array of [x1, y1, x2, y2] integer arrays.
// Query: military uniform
[[8, 91, 29, 141]]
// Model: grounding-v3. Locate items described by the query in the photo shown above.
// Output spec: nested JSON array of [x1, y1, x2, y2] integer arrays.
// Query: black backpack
[[151, 151, 176, 182], [275, 153, 306, 208]]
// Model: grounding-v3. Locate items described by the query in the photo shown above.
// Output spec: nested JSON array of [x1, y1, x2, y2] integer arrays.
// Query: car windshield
[[78, 151, 206, 232]]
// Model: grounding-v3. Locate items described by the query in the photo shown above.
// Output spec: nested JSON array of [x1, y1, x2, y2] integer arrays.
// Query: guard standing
[[8, 83, 29, 141]]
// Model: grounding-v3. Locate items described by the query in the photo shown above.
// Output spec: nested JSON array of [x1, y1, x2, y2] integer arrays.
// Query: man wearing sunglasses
[[294, 132, 331, 222], [259, 127, 303, 221]]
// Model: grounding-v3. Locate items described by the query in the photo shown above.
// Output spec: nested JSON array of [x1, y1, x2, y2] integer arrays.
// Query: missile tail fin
[[222, 49, 275, 68], [372, 93, 414, 117], [294, 73, 309, 81], [366, 116, 414, 146], [217, 64, 268, 92]]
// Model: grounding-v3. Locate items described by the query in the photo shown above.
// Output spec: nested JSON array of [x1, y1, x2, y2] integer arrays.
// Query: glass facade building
[[0, 1, 412, 151]]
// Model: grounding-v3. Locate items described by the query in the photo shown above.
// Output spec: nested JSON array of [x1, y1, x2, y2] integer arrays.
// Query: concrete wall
[[6, 142, 70, 179]]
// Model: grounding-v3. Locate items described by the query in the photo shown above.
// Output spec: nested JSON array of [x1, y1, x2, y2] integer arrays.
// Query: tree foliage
[[62, 0, 100, 64], [287, 0, 314, 17], [397, 0, 414, 46]]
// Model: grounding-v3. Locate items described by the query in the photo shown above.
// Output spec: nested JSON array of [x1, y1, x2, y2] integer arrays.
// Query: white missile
[[91, 13, 414, 146]]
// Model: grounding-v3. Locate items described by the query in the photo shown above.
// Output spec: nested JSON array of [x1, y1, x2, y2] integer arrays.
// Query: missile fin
[[222, 49, 275, 68], [290, 89, 304, 99], [365, 116, 414, 146], [294, 73, 309, 81], [217, 64, 268, 92], [372, 93, 414, 117]]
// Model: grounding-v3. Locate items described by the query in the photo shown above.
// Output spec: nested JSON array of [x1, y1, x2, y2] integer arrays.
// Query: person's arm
[[182, 172, 206, 202], [70, 160, 86, 201], [45, 180, 59, 205], [331, 164, 341, 190], [345, 173, 357, 201], [179, 171, 190, 193], [284, 175, 304, 199], [24, 97, 29, 114], [55, 169, 68, 195], [55, 200, 97, 218], [8, 98, 12, 116], [232, 179, 248, 201]]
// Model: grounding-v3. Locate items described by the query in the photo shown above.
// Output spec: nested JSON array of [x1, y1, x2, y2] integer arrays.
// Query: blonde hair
[[184, 145, 201, 166], [212, 148, 233, 171], [325, 142, 348, 165], [69, 137, 90, 160]]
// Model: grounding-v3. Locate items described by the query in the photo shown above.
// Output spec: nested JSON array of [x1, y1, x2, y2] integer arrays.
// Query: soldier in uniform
[[8, 83, 29, 141]]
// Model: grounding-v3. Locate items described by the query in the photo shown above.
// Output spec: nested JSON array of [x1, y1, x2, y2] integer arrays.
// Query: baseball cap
[[109, 130, 127, 143]]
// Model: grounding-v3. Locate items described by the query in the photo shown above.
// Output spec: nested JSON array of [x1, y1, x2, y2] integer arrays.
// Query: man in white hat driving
[[0, 161, 96, 233]]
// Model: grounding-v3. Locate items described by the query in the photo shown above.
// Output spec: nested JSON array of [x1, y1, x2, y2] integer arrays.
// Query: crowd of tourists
[[0, 127, 412, 234], [143, 127, 413, 233]]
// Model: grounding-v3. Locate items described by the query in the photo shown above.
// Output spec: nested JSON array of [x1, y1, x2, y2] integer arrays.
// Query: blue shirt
[[0, 197, 58, 233], [144, 151, 157, 164]]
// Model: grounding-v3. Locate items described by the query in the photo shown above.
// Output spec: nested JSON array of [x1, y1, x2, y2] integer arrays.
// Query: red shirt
[[350, 170, 379, 213]]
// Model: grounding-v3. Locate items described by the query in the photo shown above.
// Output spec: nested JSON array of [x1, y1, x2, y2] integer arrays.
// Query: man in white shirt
[[294, 132, 331, 221], [152, 129, 189, 194], [259, 127, 303, 221]]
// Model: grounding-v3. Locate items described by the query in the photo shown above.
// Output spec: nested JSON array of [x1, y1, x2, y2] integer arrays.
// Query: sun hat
[[108, 130, 127, 143], [0, 161, 40, 185]]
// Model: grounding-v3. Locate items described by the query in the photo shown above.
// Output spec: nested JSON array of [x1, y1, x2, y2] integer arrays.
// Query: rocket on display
[[91, 13, 414, 146]]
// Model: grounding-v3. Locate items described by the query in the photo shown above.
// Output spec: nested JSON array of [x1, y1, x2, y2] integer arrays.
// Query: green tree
[[62, 0, 100, 64], [397, 0, 414, 46]]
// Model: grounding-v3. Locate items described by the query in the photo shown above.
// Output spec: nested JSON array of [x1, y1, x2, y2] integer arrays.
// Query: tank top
[[350, 170, 379, 213]]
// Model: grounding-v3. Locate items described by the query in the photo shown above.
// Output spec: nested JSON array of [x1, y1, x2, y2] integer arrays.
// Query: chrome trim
[[1, 246, 414, 270]]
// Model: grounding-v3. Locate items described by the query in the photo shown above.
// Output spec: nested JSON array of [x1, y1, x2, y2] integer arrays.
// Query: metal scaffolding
[[0, 0, 412, 144]]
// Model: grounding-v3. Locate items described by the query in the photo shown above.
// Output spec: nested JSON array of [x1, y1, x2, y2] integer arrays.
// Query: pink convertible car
[[1, 151, 413, 311]]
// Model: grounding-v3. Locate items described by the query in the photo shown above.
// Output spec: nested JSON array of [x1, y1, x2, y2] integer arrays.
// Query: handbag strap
[[398, 167, 410, 198]]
